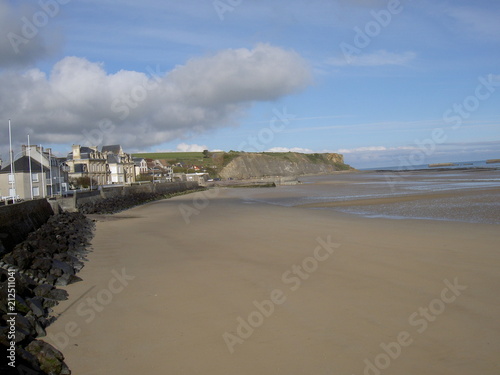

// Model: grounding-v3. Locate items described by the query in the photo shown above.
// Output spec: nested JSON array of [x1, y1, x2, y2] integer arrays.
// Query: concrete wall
[[0, 199, 54, 253]]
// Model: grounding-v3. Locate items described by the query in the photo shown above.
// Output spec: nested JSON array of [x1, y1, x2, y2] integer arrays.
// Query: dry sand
[[46, 188, 500, 374]]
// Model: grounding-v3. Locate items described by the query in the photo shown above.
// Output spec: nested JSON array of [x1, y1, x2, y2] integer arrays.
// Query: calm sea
[[235, 166, 500, 224], [361, 159, 500, 171]]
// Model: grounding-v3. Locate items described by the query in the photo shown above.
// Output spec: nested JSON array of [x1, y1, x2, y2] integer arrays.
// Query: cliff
[[218, 152, 352, 179]]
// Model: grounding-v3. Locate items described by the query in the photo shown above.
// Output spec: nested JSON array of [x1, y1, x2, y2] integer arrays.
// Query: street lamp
[[151, 166, 157, 183]]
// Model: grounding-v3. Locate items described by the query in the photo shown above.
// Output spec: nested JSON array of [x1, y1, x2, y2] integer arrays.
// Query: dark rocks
[[0, 211, 94, 375], [34, 284, 54, 298], [26, 340, 70, 375], [28, 297, 46, 318], [32, 257, 53, 272], [78, 188, 204, 215], [48, 288, 69, 301]]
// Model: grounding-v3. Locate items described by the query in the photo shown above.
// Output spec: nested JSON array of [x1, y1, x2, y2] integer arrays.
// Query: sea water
[[237, 168, 500, 224]]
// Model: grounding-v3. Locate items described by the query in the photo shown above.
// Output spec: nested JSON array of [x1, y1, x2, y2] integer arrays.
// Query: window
[[33, 187, 40, 197], [32, 173, 39, 182]]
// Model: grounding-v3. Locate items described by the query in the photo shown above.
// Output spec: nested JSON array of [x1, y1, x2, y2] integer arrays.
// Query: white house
[[102, 145, 136, 184], [133, 157, 148, 177], [0, 156, 50, 201]]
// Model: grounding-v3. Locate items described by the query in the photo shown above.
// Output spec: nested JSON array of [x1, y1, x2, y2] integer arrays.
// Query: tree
[[203, 149, 210, 158], [136, 174, 153, 182], [71, 176, 97, 189]]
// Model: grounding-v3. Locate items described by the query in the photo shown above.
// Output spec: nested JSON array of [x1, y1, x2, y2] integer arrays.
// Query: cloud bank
[[0, 43, 311, 151]]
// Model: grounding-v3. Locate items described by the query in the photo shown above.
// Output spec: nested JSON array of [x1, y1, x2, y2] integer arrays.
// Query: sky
[[0, 0, 499, 169]]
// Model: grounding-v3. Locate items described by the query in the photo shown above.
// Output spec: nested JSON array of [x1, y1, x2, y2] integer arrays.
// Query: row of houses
[[0, 144, 178, 202]]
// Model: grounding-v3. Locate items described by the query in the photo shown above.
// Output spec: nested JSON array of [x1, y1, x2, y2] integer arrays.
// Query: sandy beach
[[46, 185, 500, 374]]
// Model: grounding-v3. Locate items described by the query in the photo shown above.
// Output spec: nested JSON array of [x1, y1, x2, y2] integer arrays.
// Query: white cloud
[[267, 147, 314, 153], [0, 43, 311, 151], [337, 146, 387, 154], [328, 50, 416, 67], [176, 143, 208, 152]]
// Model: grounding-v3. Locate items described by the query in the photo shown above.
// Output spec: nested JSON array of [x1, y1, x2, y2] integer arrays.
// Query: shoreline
[[296, 187, 500, 208], [45, 187, 500, 374]]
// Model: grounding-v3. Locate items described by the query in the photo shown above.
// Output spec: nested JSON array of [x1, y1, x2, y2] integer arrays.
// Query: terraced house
[[66, 145, 108, 186], [67, 144, 136, 186], [102, 145, 136, 184]]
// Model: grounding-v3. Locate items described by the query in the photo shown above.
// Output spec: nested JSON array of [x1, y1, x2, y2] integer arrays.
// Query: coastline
[[45, 186, 500, 374]]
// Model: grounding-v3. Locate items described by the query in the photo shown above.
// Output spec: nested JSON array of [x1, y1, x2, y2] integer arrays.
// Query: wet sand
[[296, 187, 500, 208], [46, 188, 500, 374]]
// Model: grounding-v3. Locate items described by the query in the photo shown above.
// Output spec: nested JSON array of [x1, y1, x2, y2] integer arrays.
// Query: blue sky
[[1, 0, 499, 168]]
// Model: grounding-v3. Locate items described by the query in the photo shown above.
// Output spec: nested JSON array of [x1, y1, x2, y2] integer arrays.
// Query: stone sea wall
[[0, 199, 55, 255], [1, 212, 94, 375]]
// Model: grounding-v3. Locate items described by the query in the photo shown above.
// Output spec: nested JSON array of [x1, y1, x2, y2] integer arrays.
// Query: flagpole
[[8, 119, 16, 199], [28, 135, 33, 200], [48, 148, 53, 197], [40, 145, 46, 198]]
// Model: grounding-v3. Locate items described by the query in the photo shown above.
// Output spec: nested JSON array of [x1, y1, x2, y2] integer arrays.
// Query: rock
[[16, 345, 42, 372], [42, 275, 56, 286], [47, 289, 69, 301], [34, 284, 54, 298], [26, 340, 70, 375], [0, 211, 94, 375], [15, 294, 31, 314], [35, 321, 47, 337], [11, 248, 34, 270], [0, 326, 11, 346], [31, 257, 53, 272], [28, 297, 45, 318], [52, 260, 75, 276], [14, 314, 35, 337], [50, 268, 63, 278], [55, 274, 81, 287]]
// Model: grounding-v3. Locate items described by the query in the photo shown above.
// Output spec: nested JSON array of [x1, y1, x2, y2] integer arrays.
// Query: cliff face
[[219, 152, 351, 179]]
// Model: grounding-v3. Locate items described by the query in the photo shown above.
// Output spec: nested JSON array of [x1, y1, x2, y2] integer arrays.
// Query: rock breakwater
[[0, 212, 94, 374], [77, 188, 205, 215]]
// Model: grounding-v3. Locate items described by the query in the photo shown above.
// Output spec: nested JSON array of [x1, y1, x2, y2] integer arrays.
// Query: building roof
[[102, 145, 122, 155], [0, 156, 49, 174], [132, 157, 146, 166], [67, 146, 104, 160], [107, 154, 120, 164]]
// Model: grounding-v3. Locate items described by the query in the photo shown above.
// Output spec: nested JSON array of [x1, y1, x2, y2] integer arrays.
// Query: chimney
[[72, 145, 81, 159]]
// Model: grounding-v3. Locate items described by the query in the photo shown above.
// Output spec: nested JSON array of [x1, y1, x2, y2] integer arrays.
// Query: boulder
[[26, 340, 70, 375]]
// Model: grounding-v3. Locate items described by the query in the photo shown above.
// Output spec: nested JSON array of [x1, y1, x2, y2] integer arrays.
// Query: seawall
[[0, 199, 54, 254], [0, 182, 200, 253]]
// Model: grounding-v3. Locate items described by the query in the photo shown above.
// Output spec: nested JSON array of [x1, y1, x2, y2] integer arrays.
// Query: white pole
[[28, 135, 33, 200], [8, 119, 16, 199], [57, 160, 62, 195], [40, 145, 46, 198], [48, 148, 53, 196]]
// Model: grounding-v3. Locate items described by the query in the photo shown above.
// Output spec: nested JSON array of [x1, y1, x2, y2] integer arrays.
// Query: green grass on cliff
[[132, 151, 352, 174], [133, 152, 204, 160]]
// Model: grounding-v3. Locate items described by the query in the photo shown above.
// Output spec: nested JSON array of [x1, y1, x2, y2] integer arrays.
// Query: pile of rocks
[[78, 188, 204, 215], [0, 212, 94, 375], [1, 212, 93, 286]]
